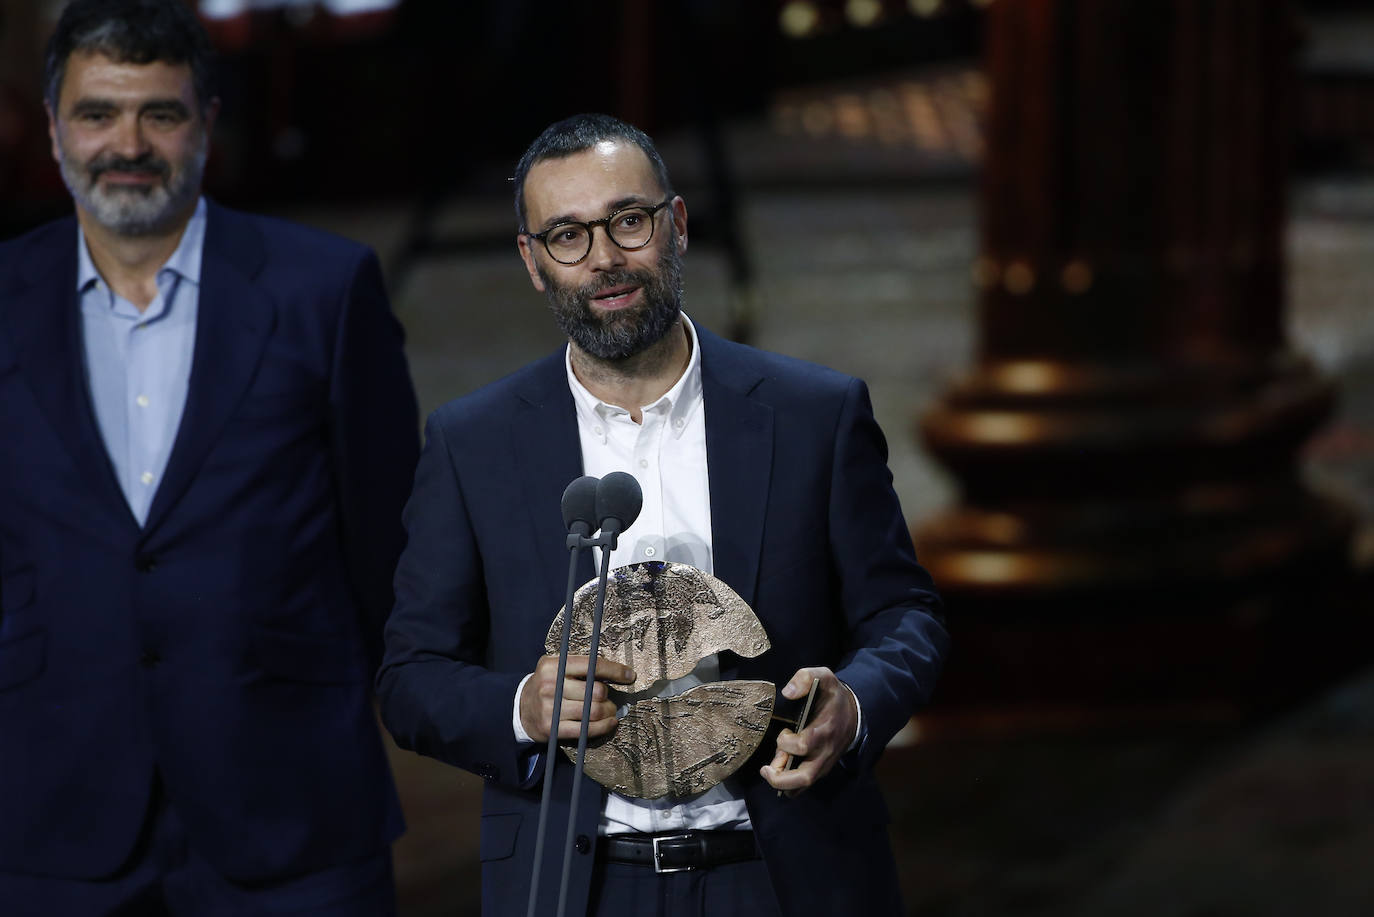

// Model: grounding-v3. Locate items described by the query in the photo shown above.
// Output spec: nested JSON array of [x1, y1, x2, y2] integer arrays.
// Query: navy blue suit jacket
[[377, 325, 948, 916], [0, 202, 418, 881]]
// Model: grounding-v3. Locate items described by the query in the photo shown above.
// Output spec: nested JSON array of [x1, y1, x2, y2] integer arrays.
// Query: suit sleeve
[[328, 249, 420, 675], [375, 414, 531, 788], [827, 378, 949, 771]]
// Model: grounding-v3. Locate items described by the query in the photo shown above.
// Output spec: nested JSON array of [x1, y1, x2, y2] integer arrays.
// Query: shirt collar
[[565, 312, 704, 438], [76, 195, 208, 294]]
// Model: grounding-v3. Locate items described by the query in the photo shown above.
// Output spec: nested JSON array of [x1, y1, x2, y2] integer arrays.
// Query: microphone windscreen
[[561, 475, 600, 534], [595, 471, 643, 532]]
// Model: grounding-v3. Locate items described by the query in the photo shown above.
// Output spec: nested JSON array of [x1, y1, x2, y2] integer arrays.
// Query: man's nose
[[110, 114, 151, 159], [585, 224, 627, 271]]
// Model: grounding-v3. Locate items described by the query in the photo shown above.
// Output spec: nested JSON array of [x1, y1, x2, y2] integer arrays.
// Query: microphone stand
[[527, 481, 596, 917], [528, 474, 639, 917], [555, 523, 621, 917]]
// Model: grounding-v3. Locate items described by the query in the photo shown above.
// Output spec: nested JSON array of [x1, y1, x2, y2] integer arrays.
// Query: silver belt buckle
[[651, 833, 695, 874]]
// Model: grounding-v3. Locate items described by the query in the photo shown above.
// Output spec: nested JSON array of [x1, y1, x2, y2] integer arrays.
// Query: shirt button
[[140, 471, 154, 485], [136, 394, 150, 408], [593, 426, 604, 436], [644, 546, 656, 557], [638, 459, 649, 468], [674, 418, 685, 428]]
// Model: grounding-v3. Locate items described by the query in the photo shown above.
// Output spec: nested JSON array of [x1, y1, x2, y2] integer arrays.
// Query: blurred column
[[0, 0, 41, 94], [0, 0, 42, 192], [916, 0, 1359, 711], [1, 0, 67, 228]]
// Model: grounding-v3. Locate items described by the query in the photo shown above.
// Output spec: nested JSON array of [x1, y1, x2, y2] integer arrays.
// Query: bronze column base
[[916, 355, 1361, 711]]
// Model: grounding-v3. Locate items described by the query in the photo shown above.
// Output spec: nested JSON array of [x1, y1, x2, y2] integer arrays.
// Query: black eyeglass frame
[[524, 196, 674, 265]]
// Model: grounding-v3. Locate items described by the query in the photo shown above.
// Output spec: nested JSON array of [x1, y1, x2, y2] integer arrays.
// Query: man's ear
[[517, 234, 546, 292], [45, 100, 60, 165], [670, 195, 688, 254]]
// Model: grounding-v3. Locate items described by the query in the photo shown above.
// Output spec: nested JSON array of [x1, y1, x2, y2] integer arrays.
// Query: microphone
[[594, 471, 643, 546], [529, 474, 602, 917], [560, 475, 599, 538], [532, 472, 644, 917], [553, 471, 642, 917]]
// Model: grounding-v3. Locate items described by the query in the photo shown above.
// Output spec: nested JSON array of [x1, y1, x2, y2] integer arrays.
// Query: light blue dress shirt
[[79, 197, 205, 527]]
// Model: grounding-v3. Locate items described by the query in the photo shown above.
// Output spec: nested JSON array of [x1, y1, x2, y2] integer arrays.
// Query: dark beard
[[538, 242, 684, 361]]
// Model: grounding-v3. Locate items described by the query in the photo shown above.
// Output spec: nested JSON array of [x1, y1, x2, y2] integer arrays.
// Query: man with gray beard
[[0, 1, 419, 913], [378, 113, 948, 917]]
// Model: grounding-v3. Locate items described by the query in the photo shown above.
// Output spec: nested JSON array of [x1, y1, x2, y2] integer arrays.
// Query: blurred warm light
[[940, 551, 1031, 584], [978, 513, 1027, 543], [801, 100, 835, 136], [962, 70, 989, 107], [845, 0, 884, 28], [971, 255, 999, 289], [1355, 527, 1374, 570], [868, 88, 907, 146], [908, 0, 943, 17], [1061, 259, 1093, 294], [766, 68, 985, 161], [779, 1, 820, 37], [991, 361, 1064, 394], [934, 550, 1111, 588], [900, 82, 948, 150], [944, 106, 984, 159], [962, 412, 1042, 443], [835, 94, 872, 139], [1004, 260, 1035, 294]]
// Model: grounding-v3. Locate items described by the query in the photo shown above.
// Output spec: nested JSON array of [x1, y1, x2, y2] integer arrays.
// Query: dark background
[[3, 2, 1372, 914]]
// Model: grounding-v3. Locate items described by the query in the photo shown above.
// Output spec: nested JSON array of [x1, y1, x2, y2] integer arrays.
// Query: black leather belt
[[599, 831, 760, 873]]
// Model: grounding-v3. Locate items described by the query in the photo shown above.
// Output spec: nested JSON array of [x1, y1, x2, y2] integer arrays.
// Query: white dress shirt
[[513, 314, 752, 835], [79, 197, 205, 526]]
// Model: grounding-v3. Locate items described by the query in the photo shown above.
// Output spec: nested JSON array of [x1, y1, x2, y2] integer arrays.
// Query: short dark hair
[[44, 0, 216, 114], [512, 113, 673, 231]]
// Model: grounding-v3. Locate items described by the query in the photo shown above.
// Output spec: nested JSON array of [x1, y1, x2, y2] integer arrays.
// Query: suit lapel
[[510, 352, 595, 611], [143, 204, 275, 536], [699, 329, 773, 609], [505, 330, 774, 622], [5, 220, 132, 524]]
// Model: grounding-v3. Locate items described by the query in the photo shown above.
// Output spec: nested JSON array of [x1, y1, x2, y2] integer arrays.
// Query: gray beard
[[539, 241, 685, 362], [59, 145, 205, 237]]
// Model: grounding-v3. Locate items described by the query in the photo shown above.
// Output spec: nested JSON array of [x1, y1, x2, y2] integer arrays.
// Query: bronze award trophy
[[545, 561, 775, 798], [529, 474, 779, 917]]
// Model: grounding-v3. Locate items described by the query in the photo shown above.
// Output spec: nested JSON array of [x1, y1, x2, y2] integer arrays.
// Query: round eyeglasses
[[525, 197, 672, 265]]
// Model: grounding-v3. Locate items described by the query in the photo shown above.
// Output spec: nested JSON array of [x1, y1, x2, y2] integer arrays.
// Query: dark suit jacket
[[0, 202, 418, 881], [377, 325, 948, 916]]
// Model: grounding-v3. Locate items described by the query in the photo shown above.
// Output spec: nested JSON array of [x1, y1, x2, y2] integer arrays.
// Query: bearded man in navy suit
[[0, 1, 418, 913], [378, 113, 948, 917]]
